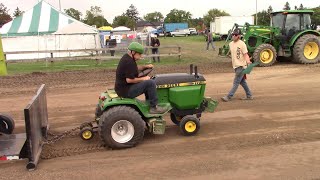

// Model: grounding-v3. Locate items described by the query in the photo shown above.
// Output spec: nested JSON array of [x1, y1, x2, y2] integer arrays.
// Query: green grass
[[5, 36, 227, 75]]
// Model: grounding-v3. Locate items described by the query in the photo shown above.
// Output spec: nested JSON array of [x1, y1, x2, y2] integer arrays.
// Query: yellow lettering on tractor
[[156, 81, 206, 89], [0, 36, 7, 76]]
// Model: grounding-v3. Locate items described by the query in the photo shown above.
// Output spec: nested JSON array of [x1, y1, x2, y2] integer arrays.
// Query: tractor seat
[[154, 73, 206, 85]]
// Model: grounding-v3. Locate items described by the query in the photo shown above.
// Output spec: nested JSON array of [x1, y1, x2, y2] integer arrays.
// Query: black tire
[[170, 113, 183, 125], [293, 34, 320, 64], [80, 127, 94, 141], [253, 44, 277, 67], [99, 106, 145, 149], [0, 114, 15, 134], [179, 115, 200, 136]]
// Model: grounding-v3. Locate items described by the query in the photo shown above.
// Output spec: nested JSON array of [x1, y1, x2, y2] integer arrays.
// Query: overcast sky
[[1, 0, 319, 23]]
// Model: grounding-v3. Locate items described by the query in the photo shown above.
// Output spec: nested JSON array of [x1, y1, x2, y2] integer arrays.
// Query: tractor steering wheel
[[138, 67, 154, 78]]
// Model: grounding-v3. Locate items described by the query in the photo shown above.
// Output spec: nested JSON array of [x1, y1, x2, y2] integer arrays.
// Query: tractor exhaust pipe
[[190, 64, 194, 74], [194, 66, 199, 78]]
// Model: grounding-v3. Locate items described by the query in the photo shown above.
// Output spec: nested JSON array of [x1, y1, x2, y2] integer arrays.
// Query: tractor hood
[[154, 73, 206, 87]]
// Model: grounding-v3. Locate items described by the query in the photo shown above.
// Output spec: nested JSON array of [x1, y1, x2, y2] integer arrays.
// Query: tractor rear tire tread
[[99, 106, 145, 149], [293, 34, 320, 64]]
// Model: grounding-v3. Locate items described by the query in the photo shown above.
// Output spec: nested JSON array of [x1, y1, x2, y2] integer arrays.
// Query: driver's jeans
[[127, 80, 158, 107]]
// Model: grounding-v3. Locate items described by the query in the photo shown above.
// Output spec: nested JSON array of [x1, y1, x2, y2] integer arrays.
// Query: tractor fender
[[100, 98, 150, 118], [289, 30, 320, 47]]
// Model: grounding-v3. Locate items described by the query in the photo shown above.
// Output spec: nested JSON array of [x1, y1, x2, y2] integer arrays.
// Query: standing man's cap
[[232, 28, 241, 35]]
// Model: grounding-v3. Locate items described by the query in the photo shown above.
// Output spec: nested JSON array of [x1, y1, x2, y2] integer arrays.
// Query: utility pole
[[59, 0, 61, 11]]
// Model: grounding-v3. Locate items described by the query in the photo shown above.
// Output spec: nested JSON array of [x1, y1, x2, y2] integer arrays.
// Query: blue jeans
[[227, 67, 252, 98], [127, 80, 158, 107], [206, 41, 215, 50], [152, 48, 160, 62]]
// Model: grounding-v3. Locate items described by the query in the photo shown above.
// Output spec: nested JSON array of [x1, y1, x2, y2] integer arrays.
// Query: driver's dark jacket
[[115, 54, 138, 97]]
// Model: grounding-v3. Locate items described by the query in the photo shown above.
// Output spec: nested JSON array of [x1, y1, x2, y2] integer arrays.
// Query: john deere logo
[[156, 81, 206, 88]]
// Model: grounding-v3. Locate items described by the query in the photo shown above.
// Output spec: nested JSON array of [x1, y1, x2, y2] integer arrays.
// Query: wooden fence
[[4, 45, 181, 63]]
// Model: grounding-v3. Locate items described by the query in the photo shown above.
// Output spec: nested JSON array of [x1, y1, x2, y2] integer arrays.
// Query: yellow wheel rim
[[259, 49, 274, 64], [185, 121, 196, 133], [82, 130, 92, 140], [304, 42, 319, 60]]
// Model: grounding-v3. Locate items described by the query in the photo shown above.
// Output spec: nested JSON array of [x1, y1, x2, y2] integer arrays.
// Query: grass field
[[5, 36, 227, 75]]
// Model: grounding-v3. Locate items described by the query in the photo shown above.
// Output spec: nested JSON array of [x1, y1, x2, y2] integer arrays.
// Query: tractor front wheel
[[179, 115, 200, 136], [80, 127, 94, 140], [253, 44, 277, 67], [170, 113, 183, 125], [0, 114, 15, 134], [99, 106, 145, 149], [293, 34, 320, 64]]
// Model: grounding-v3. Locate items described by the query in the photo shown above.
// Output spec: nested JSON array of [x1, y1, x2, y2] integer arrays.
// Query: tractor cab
[[271, 10, 314, 42]]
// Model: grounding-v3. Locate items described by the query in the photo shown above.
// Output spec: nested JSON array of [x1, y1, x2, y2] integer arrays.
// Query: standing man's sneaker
[[150, 106, 168, 114], [240, 96, 254, 100], [221, 96, 231, 102]]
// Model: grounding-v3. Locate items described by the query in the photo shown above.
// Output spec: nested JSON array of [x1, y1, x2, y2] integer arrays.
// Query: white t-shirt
[[229, 40, 248, 69]]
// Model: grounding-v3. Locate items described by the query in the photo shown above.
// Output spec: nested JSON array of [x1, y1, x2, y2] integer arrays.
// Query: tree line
[[0, 2, 320, 30]]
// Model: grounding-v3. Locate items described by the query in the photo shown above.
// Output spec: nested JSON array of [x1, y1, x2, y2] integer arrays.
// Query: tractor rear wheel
[[253, 44, 277, 67], [179, 115, 200, 136], [0, 114, 15, 134], [293, 34, 320, 64], [99, 106, 145, 149]]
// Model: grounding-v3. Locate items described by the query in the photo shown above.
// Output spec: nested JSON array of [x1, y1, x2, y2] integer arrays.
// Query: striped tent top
[[0, 1, 85, 36]]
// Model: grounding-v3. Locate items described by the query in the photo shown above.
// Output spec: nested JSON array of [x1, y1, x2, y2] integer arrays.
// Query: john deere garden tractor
[[79, 65, 218, 149], [219, 10, 320, 66]]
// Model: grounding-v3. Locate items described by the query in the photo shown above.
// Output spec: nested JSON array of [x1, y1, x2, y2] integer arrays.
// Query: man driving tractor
[[115, 42, 168, 114]]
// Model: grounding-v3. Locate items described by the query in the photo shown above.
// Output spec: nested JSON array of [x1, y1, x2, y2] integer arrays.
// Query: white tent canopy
[[112, 26, 131, 32], [53, 21, 98, 35], [0, 0, 101, 61]]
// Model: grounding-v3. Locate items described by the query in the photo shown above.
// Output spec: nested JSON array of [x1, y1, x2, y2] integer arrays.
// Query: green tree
[[83, 6, 110, 27], [283, 2, 291, 10], [144, 11, 164, 22], [0, 3, 12, 27], [164, 9, 192, 23], [188, 18, 204, 30], [253, 10, 270, 26], [125, 4, 140, 22], [311, 6, 320, 26], [13, 7, 24, 18], [267, 5, 273, 14], [299, 4, 304, 10], [65, 8, 82, 21], [113, 14, 135, 30], [203, 9, 230, 27]]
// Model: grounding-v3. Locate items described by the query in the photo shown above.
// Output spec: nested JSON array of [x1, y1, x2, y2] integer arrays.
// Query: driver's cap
[[232, 28, 241, 36]]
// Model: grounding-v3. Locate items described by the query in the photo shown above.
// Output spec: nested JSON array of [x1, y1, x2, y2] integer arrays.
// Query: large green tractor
[[80, 65, 218, 149], [219, 10, 320, 66]]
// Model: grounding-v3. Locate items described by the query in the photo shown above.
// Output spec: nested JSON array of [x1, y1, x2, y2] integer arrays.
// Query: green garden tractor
[[219, 10, 320, 66], [79, 65, 218, 149]]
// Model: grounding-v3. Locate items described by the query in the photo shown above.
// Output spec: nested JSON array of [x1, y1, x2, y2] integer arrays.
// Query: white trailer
[[212, 16, 254, 39]]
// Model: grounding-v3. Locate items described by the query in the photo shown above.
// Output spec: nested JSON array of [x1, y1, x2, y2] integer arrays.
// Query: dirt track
[[1, 62, 320, 179]]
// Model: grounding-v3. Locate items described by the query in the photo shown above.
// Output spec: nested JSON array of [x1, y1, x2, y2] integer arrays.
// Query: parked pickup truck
[[169, 29, 190, 37]]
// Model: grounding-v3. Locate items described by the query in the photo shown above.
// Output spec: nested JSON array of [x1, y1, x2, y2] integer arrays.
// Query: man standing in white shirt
[[221, 28, 253, 102]]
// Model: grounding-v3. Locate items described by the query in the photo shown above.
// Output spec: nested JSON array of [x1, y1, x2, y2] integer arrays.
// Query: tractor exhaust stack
[[190, 64, 194, 75]]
